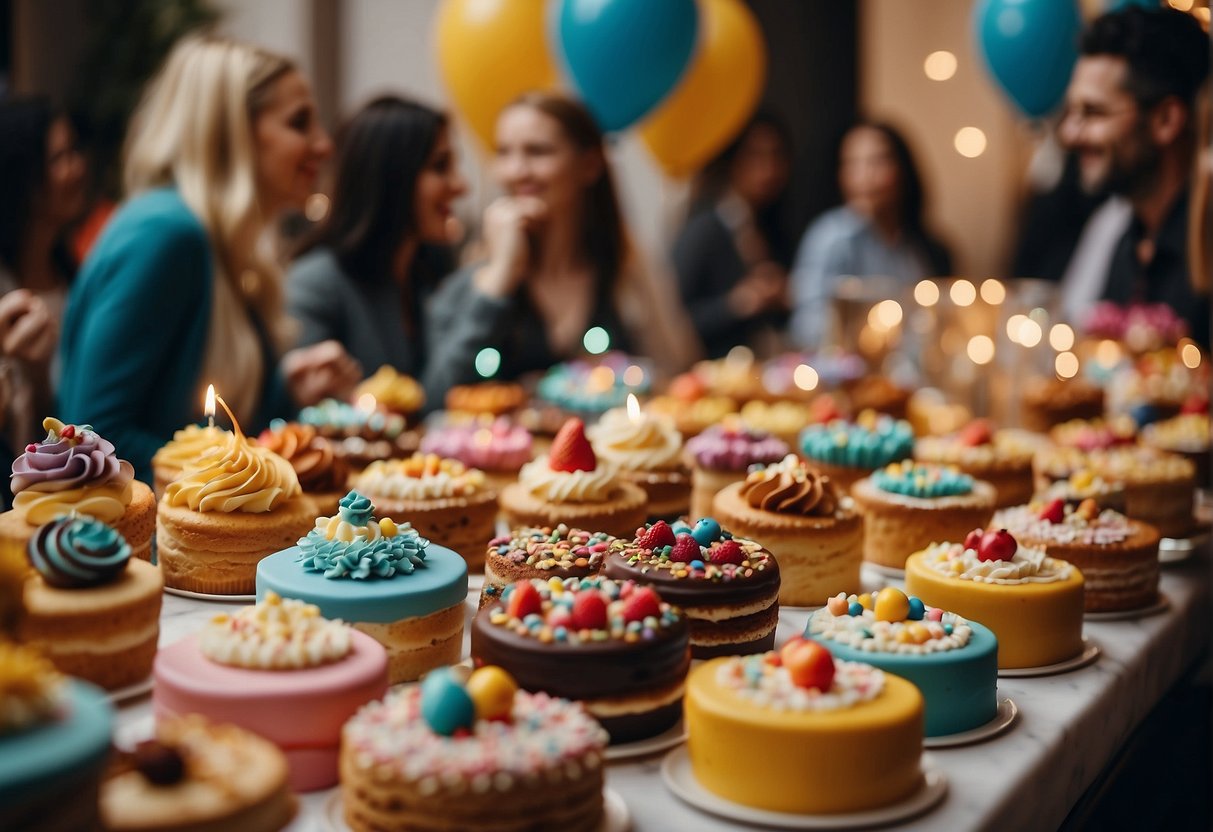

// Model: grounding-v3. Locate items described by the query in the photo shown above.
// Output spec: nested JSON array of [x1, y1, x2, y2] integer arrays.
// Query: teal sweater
[[58, 188, 291, 483]]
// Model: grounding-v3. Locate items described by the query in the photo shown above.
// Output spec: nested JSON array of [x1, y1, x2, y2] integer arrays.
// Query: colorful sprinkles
[[488, 576, 681, 645]]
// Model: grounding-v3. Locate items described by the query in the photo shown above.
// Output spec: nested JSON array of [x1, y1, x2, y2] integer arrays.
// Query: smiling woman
[[57, 35, 361, 483]]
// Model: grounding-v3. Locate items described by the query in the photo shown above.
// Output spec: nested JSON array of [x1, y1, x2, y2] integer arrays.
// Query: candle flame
[[204, 384, 216, 419], [626, 393, 641, 423]]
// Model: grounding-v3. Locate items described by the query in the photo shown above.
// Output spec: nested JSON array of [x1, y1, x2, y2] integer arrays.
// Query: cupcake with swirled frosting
[[0, 417, 156, 564], [19, 515, 162, 690], [500, 419, 647, 539], [712, 454, 862, 606], [257, 421, 350, 515], [151, 423, 229, 497], [851, 461, 997, 570], [351, 453, 497, 571], [256, 491, 468, 684], [298, 397, 420, 470], [589, 400, 689, 519], [157, 416, 317, 595], [799, 412, 915, 497]]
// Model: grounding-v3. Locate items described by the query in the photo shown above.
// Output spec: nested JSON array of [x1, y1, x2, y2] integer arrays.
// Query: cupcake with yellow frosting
[[157, 413, 316, 595], [352, 453, 497, 571], [354, 365, 425, 420], [257, 421, 349, 515], [150, 424, 229, 498], [589, 397, 689, 519], [0, 418, 156, 563], [500, 419, 647, 539]]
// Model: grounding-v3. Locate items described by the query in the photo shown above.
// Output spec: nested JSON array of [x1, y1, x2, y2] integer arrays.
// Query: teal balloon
[[974, 0, 1082, 119], [555, 0, 699, 132]]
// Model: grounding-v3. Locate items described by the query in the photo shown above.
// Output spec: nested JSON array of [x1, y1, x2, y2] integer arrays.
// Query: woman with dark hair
[[790, 121, 952, 349], [426, 91, 696, 387], [672, 112, 794, 358], [288, 95, 467, 399], [0, 97, 86, 488]]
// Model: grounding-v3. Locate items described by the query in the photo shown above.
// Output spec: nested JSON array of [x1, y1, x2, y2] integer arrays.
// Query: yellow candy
[[907, 623, 930, 644], [856, 593, 873, 611], [1071, 469, 1095, 490], [466, 666, 518, 721], [874, 588, 911, 622], [548, 577, 565, 594], [895, 629, 913, 644], [378, 517, 397, 537]]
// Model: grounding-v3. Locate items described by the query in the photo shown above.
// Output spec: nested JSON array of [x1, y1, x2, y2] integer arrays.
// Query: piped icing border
[[199, 591, 351, 669], [716, 652, 884, 712]]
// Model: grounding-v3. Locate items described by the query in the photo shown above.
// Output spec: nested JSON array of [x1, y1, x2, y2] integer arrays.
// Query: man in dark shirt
[[1058, 7, 1210, 346]]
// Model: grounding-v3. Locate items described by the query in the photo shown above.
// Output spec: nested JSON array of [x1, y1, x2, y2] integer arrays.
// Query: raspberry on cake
[[256, 490, 467, 684], [340, 666, 609, 832], [995, 499, 1160, 612], [852, 461, 997, 570], [0, 417, 156, 563], [499, 419, 647, 538], [480, 525, 613, 608], [905, 528, 1085, 669], [806, 588, 998, 737], [20, 515, 162, 691], [712, 456, 861, 606], [471, 576, 690, 743], [685, 642, 924, 814], [588, 394, 690, 519], [352, 452, 498, 570], [604, 518, 781, 657], [153, 592, 388, 791], [257, 421, 350, 515]]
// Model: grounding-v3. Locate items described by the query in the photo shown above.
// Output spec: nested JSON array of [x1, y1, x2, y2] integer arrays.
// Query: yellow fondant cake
[[685, 645, 923, 815], [904, 529, 1084, 669]]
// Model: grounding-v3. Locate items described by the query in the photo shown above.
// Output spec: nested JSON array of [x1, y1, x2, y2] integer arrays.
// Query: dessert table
[[121, 549, 1210, 831]]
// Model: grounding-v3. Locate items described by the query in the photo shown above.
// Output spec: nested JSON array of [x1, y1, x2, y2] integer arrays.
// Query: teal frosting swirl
[[799, 418, 914, 469], [337, 490, 374, 526], [872, 462, 974, 498], [28, 515, 131, 588]]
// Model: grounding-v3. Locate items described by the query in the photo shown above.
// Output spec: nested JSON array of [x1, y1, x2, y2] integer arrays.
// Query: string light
[[1055, 352, 1079, 379], [1049, 324, 1075, 352], [793, 364, 819, 391], [583, 327, 610, 355], [954, 127, 987, 158], [475, 348, 501, 378], [967, 335, 995, 365], [924, 51, 958, 81], [914, 280, 940, 307], [950, 280, 976, 306], [980, 279, 1006, 305]]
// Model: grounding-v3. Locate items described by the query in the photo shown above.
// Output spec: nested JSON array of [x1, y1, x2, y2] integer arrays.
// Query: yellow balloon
[[639, 0, 766, 178], [433, 0, 561, 152]]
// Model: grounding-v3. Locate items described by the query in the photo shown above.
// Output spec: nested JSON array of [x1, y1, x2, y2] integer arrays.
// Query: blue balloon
[[974, 0, 1082, 119], [556, 0, 699, 132]]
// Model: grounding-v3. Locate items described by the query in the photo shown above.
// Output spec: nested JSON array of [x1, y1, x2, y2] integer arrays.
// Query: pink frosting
[[419, 418, 533, 472], [11, 428, 131, 494], [685, 424, 788, 471], [152, 631, 389, 792]]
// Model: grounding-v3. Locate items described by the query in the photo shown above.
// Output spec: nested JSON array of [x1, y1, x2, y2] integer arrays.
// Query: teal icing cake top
[[28, 516, 130, 588], [798, 416, 914, 469], [871, 461, 974, 498], [296, 491, 428, 580]]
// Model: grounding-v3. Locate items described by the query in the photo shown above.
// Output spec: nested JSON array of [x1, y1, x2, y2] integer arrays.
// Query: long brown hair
[[503, 92, 628, 289]]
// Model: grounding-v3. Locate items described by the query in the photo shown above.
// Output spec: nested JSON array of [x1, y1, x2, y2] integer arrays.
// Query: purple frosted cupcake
[[419, 417, 533, 494], [684, 420, 788, 520]]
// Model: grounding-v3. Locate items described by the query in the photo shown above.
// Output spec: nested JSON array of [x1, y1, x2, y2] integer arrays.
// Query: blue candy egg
[[692, 518, 722, 546], [690, 559, 705, 570], [848, 601, 864, 616], [907, 597, 925, 621], [420, 668, 475, 736]]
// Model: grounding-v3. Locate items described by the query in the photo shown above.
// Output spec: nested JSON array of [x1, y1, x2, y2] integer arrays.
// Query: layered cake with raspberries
[[604, 519, 780, 656], [339, 666, 609, 832], [479, 526, 613, 608], [905, 528, 1085, 669], [685, 641, 924, 814], [806, 588, 998, 736], [995, 498, 1160, 612], [471, 576, 690, 743]]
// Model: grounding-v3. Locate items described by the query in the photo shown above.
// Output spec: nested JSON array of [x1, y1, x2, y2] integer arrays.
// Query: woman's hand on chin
[[283, 339, 363, 406]]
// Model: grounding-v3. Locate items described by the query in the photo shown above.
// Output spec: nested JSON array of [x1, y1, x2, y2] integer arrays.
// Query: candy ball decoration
[[977, 529, 1018, 562], [907, 597, 926, 621], [963, 529, 983, 551], [874, 588, 911, 622], [420, 668, 476, 736], [783, 639, 836, 692], [465, 666, 518, 722], [826, 594, 849, 616], [691, 518, 722, 546]]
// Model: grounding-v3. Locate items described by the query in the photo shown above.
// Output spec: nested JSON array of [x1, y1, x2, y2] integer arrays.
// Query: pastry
[[914, 419, 1046, 508], [257, 421, 350, 515], [588, 397, 690, 519], [150, 423, 228, 497], [355, 365, 425, 419], [683, 420, 787, 521], [419, 416, 533, 495], [480, 525, 612, 608], [799, 412, 916, 496], [298, 397, 420, 469]]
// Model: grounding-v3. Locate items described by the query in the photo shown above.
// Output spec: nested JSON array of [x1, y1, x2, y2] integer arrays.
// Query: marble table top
[[120, 551, 1210, 831]]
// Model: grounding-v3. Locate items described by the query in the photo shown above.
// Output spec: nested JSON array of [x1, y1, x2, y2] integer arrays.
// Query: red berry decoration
[[958, 419, 994, 447], [1038, 498, 1065, 524], [637, 520, 677, 550], [622, 586, 662, 623], [778, 635, 806, 666], [709, 539, 745, 565], [548, 419, 596, 472], [24, 444, 36, 454], [59, 424, 76, 440], [783, 640, 836, 692], [963, 529, 984, 551], [506, 581, 543, 619], [669, 534, 701, 563], [977, 528, 1018, 562], [571, 591, 608, 631]]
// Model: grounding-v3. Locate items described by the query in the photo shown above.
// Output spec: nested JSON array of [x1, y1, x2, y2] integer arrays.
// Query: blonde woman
[[58, 35, 359, 482]]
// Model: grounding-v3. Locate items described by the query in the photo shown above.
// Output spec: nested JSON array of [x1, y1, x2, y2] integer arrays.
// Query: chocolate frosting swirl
[[258, 422, 348, 493], [739, 454, 838, 516]]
